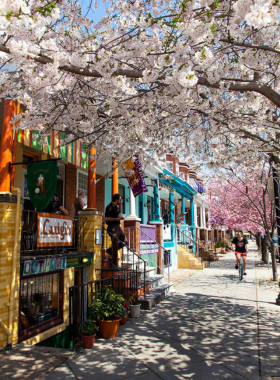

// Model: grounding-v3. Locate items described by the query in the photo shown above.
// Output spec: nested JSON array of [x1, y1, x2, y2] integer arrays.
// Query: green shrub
[[90, 286, 126, 321], [221, 241, 226, 248], [216, 241, 221, 248]]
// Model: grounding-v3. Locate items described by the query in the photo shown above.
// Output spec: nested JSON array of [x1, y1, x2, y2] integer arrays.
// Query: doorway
[[73, 267, 88, 343]]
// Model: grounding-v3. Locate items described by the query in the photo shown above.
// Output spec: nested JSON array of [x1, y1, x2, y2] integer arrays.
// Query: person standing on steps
[[232, 231, 249, 275], [105, 193, 127, 267]]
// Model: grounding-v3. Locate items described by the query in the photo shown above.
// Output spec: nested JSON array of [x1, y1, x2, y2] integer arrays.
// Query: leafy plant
[[221, 240, 226, 248], [216, 241, 221, 248], [80, 320, 99, 336], [126, 291, 139, 306], [90, 286, 126, 321]]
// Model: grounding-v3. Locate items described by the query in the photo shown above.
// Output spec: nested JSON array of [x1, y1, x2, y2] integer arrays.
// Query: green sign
[[66, 255, 93, 268], [27, 160, 57, 212]]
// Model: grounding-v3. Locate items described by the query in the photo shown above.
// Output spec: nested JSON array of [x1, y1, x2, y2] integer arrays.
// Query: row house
[[0, 98, 220, 351]]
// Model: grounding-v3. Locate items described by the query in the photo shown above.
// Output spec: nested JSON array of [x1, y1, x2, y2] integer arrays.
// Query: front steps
[[177, 246, 205, 269], [102, 248, 173, 311]]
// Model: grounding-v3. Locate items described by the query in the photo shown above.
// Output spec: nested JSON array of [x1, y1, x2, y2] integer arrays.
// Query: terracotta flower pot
[[98, 317, 121, 339], [120, 314, 128, 325], [81, 333, 96, 349]]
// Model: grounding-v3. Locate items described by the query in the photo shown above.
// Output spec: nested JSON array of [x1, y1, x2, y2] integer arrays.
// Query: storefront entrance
[[73, 267, 88, 344]]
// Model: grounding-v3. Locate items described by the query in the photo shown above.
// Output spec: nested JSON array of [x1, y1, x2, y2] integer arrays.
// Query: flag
[[122, 155, 148, 197]]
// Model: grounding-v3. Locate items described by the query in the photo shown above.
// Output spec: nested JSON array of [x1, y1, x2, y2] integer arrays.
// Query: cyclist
[[232, 231, 249, 275]]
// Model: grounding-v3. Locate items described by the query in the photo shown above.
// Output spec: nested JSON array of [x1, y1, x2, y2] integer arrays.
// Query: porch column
[[112, 159, 118, 196], [0, 99, 15, 192], [194, 201, 198, 227], [126, 187, 139, 220], [87, 147, 96, 209], [190, 197, 196, 253], [200, 206, 203, 228], [151, 180, 160, 222], [169, 192, 174, 223], [140, 193, 145, 224], [181, 197, 186, 224], [190, 198, 195, 226]]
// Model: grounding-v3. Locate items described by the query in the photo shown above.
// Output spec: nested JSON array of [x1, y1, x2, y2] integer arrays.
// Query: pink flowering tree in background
[[208, 163, 277, 280]]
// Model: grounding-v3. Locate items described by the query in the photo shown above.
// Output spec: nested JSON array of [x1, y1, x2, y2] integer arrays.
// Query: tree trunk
[[254, 232, 261, 250], [261, 235, 268, 264], [270, 239, 278, 281]]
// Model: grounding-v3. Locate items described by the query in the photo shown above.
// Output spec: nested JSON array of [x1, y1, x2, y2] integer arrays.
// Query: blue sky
[[79, 0, 107, 23]]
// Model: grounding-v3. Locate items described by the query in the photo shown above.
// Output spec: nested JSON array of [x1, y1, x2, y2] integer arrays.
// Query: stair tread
[[138, 283, 173, 300]]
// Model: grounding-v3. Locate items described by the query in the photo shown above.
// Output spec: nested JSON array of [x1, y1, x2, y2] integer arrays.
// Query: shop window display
[[20, 273, 60, 334]]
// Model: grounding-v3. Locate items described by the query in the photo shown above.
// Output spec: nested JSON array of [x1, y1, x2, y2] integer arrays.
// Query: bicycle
[[238, 255, 244, 281]]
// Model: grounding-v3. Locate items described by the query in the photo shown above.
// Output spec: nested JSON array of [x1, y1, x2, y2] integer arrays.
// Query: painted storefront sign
[[37, 213, 73, 247], [23, 257, 67, 276]]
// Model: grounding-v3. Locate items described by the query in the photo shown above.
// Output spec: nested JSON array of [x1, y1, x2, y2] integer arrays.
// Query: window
[[164, 249, 172, 266], [77, 170, 88, 205], [179, 172, 184, 180], [19, 272, 63, 342], [166, 161, 173, 172], [118, 186, 125, 214]]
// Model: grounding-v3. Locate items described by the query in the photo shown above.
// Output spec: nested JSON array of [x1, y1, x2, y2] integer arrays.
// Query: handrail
[[127, 225, 170, 284], [102, 225, 147, 297]]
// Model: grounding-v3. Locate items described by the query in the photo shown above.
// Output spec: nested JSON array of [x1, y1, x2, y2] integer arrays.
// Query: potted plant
[[121, 302, 129, 325], [90, 287, 125, 339], [80, 320, 99, 349], [127, 292, 141, 318], [216, 241, 221, 250], [220, 241, 226, 253]]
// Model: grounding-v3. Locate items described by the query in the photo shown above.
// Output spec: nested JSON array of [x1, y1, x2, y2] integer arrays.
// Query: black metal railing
[[69, 271, 140, 348], [102, 224, 147, 290], [20, 210, 87, 254]]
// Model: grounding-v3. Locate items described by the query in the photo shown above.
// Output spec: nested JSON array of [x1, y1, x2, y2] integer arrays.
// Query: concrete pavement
[[2, 242, 280, 379]]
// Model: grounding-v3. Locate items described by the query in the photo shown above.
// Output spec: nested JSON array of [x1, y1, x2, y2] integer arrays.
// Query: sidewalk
[[2, 243, 280, 379]]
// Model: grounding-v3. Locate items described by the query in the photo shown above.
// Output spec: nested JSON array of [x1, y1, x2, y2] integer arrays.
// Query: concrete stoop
[[177, 246, 204, 269], [138, 282, 174, 310], [122, 253, 173, 311]]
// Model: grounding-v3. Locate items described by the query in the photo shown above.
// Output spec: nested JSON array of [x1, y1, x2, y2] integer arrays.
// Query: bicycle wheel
[[239, 259, 243, 281]]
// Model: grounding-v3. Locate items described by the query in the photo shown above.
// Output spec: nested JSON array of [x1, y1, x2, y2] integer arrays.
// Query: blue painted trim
[[169, 193, 174, 223], [164, 242, 175, 248], [153, 181, 160, 221], [159, 169, 197, 198]]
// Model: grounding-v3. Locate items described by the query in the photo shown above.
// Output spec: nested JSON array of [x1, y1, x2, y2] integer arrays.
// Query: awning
[[159, 170, 197, 199]]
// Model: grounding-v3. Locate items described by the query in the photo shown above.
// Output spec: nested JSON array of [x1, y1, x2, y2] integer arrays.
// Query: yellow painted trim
[[23, 323, 66, 345]]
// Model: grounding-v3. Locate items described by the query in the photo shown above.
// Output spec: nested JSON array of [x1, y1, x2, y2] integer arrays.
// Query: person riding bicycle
[[232, 231, 249, 275]]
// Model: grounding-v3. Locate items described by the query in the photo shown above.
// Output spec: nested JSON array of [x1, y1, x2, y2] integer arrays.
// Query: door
[[73, 267, 88, 342]]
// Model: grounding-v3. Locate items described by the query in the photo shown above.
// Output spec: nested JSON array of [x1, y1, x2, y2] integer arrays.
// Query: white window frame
[[166, 161, 173, 172], [179, 172, 184, 180], [22, 168, 29, 200], [76, 168, 88, 206]]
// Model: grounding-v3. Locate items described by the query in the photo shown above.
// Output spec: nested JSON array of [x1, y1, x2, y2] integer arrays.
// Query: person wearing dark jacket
[[105, 193, 127, 267], [44, 194, 68, 215]]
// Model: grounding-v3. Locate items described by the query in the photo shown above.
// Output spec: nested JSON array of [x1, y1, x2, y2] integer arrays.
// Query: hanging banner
[[122, 155, 148, 197], [27, 160, 57, 211]]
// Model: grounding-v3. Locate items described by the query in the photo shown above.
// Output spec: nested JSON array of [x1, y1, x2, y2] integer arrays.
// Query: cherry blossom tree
[[0, 0, 279, 166], [208, 163, 278, 279]]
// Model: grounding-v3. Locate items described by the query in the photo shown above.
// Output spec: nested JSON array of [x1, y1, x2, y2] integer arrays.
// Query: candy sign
[[37, 213, 73, 247]]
